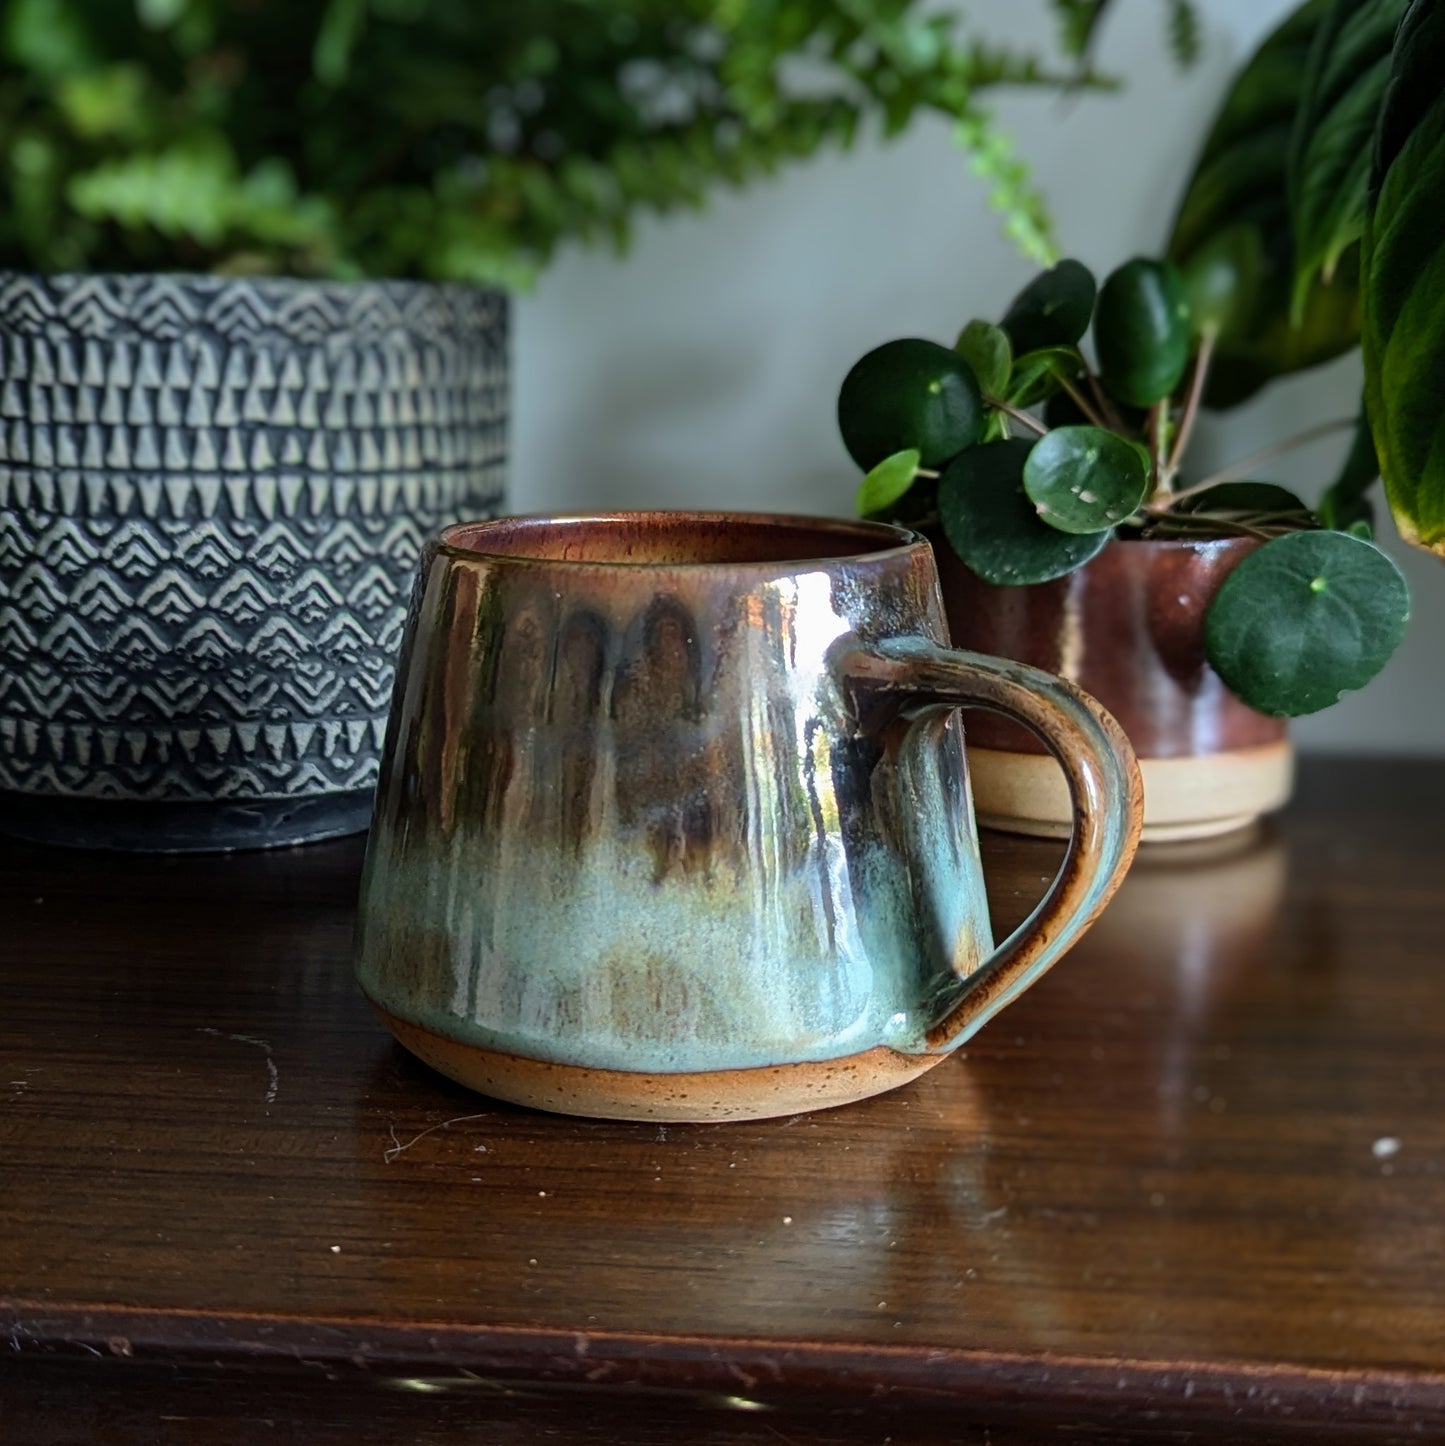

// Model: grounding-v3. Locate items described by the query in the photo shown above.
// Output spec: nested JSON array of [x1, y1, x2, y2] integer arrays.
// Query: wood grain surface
[[2, 757, 1444, 1443]]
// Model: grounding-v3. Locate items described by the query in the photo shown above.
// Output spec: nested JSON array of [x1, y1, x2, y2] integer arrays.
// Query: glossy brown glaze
[[357, 512, 1139, 1117], [4, 758, 1445, 1441], [933, 535, 1288, 758]]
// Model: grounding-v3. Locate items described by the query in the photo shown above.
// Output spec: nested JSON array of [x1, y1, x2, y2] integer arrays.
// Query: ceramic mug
[[355, 513, 1143, 1121]]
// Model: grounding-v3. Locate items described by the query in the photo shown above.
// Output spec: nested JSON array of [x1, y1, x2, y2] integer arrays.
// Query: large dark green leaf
[[1093, 257, 1192, 407], [1288, 0, 1408, 319], [938, 438, 1110, 585], [1167, 0, 1361, 408], [837, 338, 985, 471], [1179, 224, 1263, 336], [1175, 481, 1310, 516], [1170, 2, 1327, 261], [1204, 530, 1409, 715], [1362, 0, 1445, 556], [998, 259, 1096, 355]]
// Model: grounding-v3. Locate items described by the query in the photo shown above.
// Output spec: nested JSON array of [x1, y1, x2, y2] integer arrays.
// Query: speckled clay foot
[[374, 1007, 945, 1123]]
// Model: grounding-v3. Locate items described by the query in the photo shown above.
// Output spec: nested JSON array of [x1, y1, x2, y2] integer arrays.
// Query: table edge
[[5, 1300, 1442, 1434]]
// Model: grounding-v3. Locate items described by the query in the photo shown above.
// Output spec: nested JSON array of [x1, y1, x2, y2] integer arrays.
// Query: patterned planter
[[0, 274, 507, 851]]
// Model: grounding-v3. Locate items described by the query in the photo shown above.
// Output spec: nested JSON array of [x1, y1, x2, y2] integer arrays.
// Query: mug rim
[[436, 511, 926, 572]]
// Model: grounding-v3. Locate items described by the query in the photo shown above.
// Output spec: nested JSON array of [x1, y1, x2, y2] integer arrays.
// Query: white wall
[[512, 0, 1445, 755]]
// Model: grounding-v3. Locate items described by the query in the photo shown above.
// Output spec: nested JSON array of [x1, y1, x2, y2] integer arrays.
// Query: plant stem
[[1083, 366, 1128, 433], [1138, 508, 1275, 541], [1168, 417, 1359, 498], [1163, 328, 1215, 489], [983, 395, 1048, 437], [1146, 400, 1169, 504], [1056, 374, 1108, 429]]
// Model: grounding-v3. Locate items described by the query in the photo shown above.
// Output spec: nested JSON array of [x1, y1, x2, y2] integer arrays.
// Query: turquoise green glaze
[[868, 636, 1139, 1049], [354, 514, 1139, 1076]]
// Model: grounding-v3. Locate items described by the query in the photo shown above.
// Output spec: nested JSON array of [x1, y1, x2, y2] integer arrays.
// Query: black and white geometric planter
[[0, 274, 507, 852]]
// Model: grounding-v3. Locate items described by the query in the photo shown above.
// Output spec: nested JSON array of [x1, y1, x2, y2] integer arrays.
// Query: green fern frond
[[1051, 0, 1199, 71], [1167, 0, 1201, 67], [954, 105, 1059, 266], [1050, 0, 1112, 59]]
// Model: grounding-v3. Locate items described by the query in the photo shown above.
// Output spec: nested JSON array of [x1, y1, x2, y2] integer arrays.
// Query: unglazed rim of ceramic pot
[[373, 1007, 947, 1123], [968, 740, 1294, 845]]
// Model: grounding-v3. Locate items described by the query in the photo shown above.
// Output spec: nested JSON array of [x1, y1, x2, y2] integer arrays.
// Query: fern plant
[[0, 0, 1171, 287]]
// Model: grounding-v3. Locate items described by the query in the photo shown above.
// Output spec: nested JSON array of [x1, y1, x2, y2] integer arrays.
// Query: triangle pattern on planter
[[0, 274, 508, 802]]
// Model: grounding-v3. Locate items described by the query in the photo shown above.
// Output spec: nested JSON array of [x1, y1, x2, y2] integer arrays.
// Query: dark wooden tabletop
[[3, 757, 1444, 1445]]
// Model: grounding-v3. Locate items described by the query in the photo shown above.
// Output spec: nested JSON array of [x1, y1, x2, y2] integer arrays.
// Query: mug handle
[[838, 636, 1143, 1053]]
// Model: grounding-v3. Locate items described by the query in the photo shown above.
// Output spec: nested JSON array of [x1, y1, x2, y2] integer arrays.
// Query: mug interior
[[440, 512, 918, 568]]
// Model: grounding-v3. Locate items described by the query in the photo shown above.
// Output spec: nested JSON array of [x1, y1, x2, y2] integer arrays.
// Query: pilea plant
[[836, 253, 1410, 719]]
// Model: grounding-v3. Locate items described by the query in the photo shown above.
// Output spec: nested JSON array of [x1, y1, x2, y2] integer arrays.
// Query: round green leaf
[[1175, 481, 1309, 515], [837, 338, 984, 471], [1094, 257, 1194, 408], [954, 320, 1011, 397], [856, 448, 921, 517], [939, 439, 1112, 586], [1204, 530, 1409, 716], [1022, 426, 1149, 535], [1180, 224, 1264, 337], [999, 259, 1097, 355]]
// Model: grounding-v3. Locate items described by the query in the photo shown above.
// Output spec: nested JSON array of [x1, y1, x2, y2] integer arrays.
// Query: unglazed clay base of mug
[[969, 740, 1294, 845], [374, 1008, 945, 1123]]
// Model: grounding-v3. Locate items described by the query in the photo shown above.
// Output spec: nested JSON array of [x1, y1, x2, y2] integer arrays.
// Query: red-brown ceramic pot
[[933, 535, 1293, 843]]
